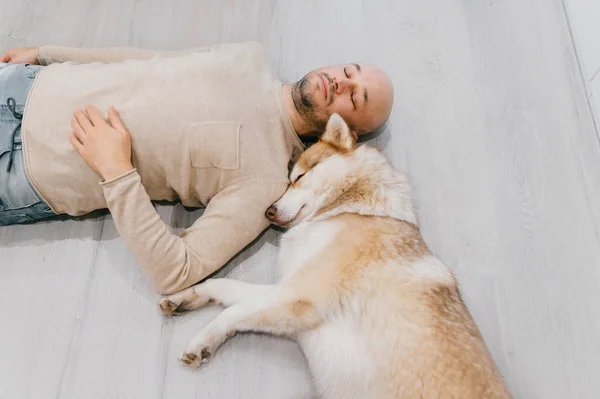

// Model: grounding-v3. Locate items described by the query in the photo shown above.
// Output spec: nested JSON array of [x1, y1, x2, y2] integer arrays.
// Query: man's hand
[[70, 105, 134, 182], [0, 47, 39, 64]]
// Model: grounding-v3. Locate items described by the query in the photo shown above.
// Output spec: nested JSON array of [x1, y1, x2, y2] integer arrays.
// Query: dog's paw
[[159, 298, 178, 315], [159, 286, 210, 317], [179, 346, 212, 368], [159, 297, 192, 316]]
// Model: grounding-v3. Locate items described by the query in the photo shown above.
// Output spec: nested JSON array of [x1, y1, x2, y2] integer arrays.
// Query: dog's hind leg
[[159, 278, 276, 316], [179, 293, 322, 368]]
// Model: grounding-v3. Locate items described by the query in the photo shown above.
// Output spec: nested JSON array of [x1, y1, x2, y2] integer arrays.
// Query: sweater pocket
[[188, 121, 241, 170]]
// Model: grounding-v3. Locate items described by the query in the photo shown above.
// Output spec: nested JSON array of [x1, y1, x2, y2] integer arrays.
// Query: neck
[[282, 83, 318, 137]]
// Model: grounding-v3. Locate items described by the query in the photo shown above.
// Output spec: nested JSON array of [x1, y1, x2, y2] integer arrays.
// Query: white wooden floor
[[1, 1, 600, 398]]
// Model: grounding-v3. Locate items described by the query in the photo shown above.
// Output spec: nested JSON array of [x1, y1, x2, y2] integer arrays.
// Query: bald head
[[285, 62, 394, 137], [351, 63, 394, 133]]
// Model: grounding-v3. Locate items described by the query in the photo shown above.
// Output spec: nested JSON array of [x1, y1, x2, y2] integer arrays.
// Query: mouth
[[271, 204, 306, 228]]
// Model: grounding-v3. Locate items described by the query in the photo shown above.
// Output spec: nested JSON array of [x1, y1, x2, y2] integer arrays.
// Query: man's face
[[291, 63, 394, 136]]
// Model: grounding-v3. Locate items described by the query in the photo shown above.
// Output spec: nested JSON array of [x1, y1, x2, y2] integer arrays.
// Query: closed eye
[[344, 67, 356, 110], [294, 173, 305, 184]]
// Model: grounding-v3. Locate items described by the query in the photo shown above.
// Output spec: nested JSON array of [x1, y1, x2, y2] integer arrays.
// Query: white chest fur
[[276, 220, 341, 279]]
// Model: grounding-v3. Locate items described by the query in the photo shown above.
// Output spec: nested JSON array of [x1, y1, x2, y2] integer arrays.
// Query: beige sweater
[[22, 42, 304, 294]]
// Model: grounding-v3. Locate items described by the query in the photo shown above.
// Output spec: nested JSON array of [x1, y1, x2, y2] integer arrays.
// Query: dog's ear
[[321, 113, 356, 151]]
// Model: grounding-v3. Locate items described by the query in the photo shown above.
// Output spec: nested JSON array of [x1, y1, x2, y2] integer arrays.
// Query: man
[[0, 42, 394, 294]]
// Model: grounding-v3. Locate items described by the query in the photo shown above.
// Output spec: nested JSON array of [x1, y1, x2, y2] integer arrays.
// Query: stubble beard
[[291, 73, 328, 133]]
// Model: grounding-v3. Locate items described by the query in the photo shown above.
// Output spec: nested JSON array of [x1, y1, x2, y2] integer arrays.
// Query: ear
[[321, 113, 357, 151]]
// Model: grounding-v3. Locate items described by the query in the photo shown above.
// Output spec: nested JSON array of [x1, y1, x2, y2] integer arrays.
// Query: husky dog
[[159, 114, 511, 399]]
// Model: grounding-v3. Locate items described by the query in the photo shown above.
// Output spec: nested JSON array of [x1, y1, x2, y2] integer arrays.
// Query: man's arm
[[1, 44, 213, 65], [102, 171, 286, 295], [68, 104, 285, 294], [37, 45, 215, 65]]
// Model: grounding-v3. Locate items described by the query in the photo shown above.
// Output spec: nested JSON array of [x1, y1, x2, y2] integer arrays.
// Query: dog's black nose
[[265, 205, 277, 220]]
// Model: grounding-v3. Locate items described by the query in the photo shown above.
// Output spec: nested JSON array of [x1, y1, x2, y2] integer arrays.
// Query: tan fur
[[160, 113, 512, 398], [292, 141, 340, 186]]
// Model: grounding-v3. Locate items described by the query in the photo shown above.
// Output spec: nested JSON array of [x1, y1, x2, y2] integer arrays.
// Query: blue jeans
[[0, 63, 56, 226]]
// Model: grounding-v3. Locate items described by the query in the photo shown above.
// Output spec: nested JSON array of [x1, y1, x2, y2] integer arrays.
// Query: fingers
[[71, 117, 86, 143], [74, 109, 94, 132], [69, 134, 84, 154], [85, 105, 106, 126], [73, 105, 127, 136], [0, 52, 10, 63], [107, 106, 127, 132]]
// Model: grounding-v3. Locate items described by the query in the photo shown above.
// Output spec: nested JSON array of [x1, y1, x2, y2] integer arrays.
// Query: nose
[[265, 205, 277, 220], [334, 77, 355, 95]]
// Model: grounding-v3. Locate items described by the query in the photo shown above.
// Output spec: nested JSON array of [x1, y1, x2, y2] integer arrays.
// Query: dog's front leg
[[179, 294, 322, 368], [159, 278, 276, 316]]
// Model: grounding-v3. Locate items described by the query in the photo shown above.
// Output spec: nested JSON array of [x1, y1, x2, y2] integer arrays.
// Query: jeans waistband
[[0, 63, 43, 172]]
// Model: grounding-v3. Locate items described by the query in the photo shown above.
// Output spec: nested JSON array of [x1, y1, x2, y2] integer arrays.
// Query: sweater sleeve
[[36, 44, 213, 65], [100, 169, 287, 295]]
